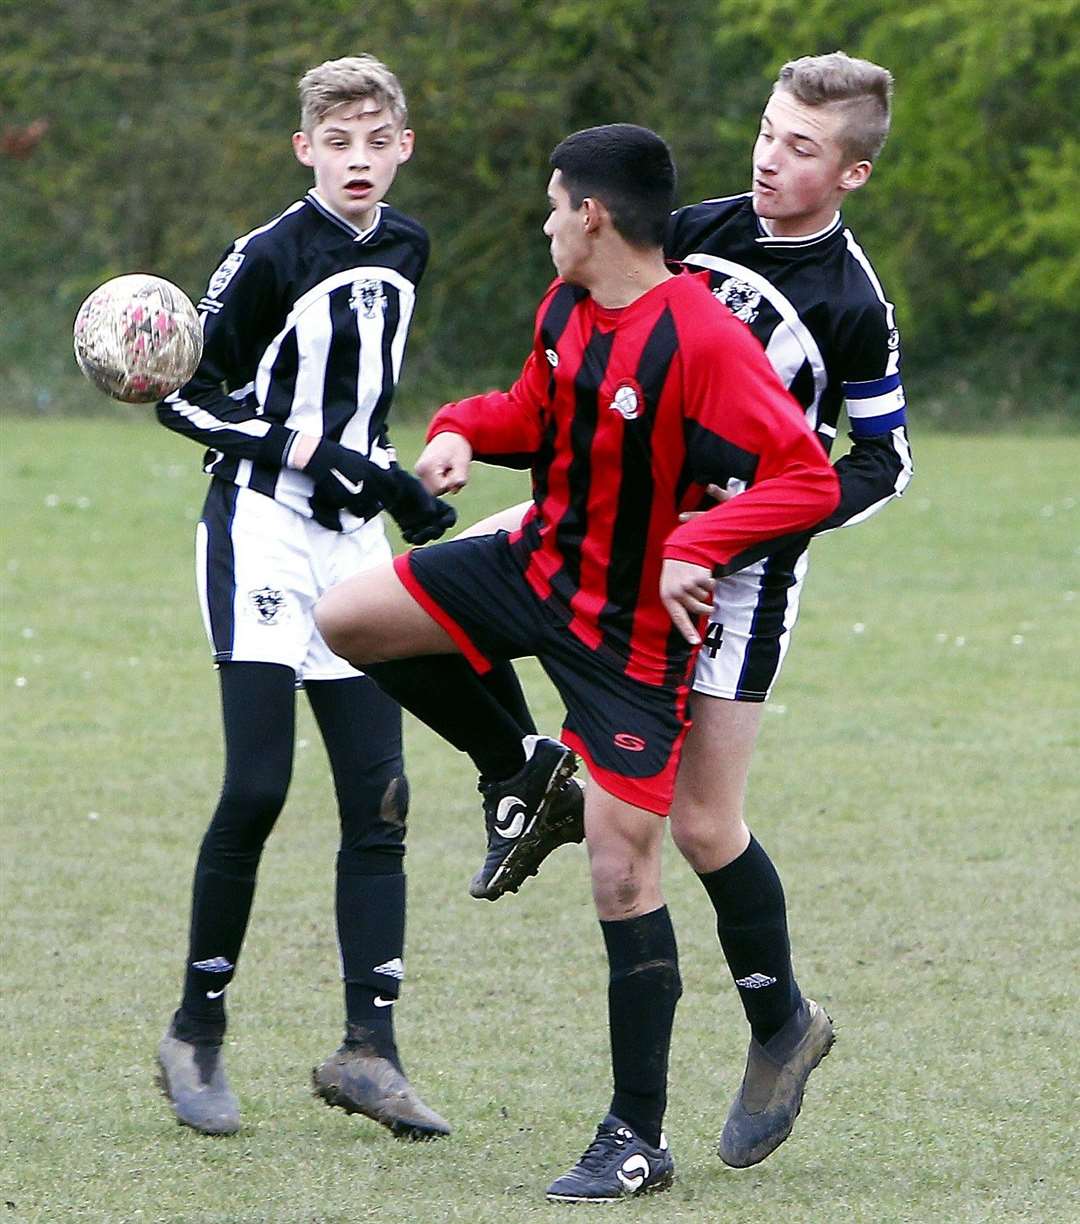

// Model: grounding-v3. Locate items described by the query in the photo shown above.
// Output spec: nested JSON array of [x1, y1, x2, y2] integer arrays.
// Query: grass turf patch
[[1, 418, 1078, 1221]]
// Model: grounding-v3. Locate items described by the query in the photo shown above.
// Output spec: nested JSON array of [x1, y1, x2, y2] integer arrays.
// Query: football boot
[[469, 735, 580, 901], [156, 1019, 240, 1135], [313, 1029, 450, 1140], [718, 997, 835, 1167], [546, 1114, 674, 1202]]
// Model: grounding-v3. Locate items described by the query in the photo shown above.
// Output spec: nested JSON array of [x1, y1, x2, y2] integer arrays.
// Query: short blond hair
[[297, 55, 407, 133], [775, 51, 893, 162]]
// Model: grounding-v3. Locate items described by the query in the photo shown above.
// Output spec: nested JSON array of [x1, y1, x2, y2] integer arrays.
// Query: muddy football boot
[[313, 1033, 450, 1141], [718, 997, 835, 1167], [156, 1021, 240, 1135]]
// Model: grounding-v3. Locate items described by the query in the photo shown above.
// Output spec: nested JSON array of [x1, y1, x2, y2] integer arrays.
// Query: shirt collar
[[755, 210, 842, 248], [308, 190, 384, 242]]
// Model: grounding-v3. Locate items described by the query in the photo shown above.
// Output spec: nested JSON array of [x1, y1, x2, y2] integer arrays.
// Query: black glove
[[305, 438, 456, 545], [379, 464, 458, 545]]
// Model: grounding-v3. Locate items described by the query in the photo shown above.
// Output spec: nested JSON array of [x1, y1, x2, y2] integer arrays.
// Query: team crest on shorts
[[248, 586, 286, 625], [714, 276, 761, 324], [608, 378, 644, 421], [350, 279, 388, 319]]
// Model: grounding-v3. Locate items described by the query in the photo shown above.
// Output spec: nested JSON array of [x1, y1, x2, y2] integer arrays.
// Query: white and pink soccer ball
[[73, 274, 203, 403]]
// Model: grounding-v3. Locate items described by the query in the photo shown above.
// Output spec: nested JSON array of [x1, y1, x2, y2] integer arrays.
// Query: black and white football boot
[[469, 735, 581, 901], [546, 1115, 675, 1202]]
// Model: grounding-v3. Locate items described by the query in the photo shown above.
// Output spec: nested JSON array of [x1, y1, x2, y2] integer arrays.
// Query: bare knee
[[670, 793, 750, 874], [314, 587, 367, 664]]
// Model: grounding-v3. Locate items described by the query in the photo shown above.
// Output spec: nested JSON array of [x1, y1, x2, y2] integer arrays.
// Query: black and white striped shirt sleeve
[[155, 244, 296, 470], [815, 298, 914, 534]]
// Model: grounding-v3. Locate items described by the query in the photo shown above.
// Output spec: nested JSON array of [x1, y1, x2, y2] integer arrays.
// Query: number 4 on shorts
[[703, 621, 724, 658]]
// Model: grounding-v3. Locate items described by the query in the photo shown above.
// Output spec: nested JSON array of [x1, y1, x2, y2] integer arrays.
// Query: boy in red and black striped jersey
[[316, 124, 838, 1201]]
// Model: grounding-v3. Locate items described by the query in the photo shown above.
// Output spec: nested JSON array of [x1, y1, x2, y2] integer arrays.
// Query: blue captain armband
[[844, 372, 907, 438]]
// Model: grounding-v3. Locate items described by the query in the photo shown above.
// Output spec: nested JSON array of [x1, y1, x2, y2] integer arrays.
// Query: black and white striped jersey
[[157, 191, 428, 531], [666, 193, 912, 532]]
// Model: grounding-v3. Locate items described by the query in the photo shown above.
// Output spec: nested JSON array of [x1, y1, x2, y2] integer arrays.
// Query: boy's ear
[[839, 159, 873, 195], [581, 195, 609, 234], [292, 130, 314, 168], [397, 128, 415, 165]]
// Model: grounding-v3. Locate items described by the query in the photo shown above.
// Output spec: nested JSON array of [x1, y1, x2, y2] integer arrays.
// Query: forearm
[[664, 460, 840, 574], [814, 426, 913, 533]]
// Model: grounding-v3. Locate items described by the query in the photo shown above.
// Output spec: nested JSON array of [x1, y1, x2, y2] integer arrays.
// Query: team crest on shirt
[[248, 586, 286, 625], [206, 252, 245, 300], [608, 378, 644, 421], [350, 279, 388, 318], [714, 276, 762, 325]]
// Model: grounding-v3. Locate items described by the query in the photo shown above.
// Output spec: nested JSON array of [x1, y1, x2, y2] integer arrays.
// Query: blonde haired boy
[[155, 54, 454, 1140]]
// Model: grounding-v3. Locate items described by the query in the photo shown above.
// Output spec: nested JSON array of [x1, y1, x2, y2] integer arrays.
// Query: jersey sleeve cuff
[[255, 423, 298, 468]]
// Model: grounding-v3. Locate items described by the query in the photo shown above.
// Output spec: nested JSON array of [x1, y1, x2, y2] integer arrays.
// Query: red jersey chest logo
[[608, 378, 644, 421]]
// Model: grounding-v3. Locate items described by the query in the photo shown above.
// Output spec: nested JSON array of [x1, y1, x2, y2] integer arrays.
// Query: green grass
[[2, 418, 1078, 1222]]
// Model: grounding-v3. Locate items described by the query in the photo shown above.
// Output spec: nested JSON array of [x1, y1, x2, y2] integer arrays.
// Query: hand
[[380, 465, 458, 544], [678, 482, 734, 523], [660, 558, 716, 646], [415, 432, 472, 495], [302, 439, 456, 543]]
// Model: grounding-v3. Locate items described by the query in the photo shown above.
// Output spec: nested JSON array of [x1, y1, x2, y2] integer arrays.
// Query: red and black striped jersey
[[429, 272, 838, 685]]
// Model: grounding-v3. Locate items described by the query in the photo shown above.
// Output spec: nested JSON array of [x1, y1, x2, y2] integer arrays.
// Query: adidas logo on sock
[[735, 972, 778, 989], [372, 957, 405, 980]]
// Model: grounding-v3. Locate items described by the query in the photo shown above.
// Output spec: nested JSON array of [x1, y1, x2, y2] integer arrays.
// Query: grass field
[[2, 418, 1078, 1223]]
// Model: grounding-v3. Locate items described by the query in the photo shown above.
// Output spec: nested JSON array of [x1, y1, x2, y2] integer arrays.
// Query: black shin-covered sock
[[176, 863, 257, 1042], [601, 907, 682, 1147], [479, 661, 537, 737], [337, 865, 406, 1069], [698, 835, 801, 1045], [365, 657, 528, 780]]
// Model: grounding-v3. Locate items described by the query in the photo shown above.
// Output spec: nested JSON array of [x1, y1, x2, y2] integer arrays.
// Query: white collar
[[756, 211, 841, 244]]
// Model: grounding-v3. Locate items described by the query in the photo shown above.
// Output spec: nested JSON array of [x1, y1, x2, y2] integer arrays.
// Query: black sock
[[366, 657, 528, 779], [601, 907, 682, 1147], [337, 866, 406, 1068], [479, 661, 537, 736], [698, 835, 801, 1045], [177, 863, 257, 1041]]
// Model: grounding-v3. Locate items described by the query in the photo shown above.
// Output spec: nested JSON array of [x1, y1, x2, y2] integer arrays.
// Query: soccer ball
[[73, 274, 203, 403]]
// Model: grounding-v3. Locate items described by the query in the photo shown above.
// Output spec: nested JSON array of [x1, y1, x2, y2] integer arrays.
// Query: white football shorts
[[692, 550, 810, 702], [195, 480, 390, 681]]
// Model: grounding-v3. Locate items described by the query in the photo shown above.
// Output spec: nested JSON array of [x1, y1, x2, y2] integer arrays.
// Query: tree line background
[[2, 0, 1077, 427]]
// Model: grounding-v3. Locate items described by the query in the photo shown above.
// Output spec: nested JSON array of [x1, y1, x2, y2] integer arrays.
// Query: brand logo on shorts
[[350, 279, 387, 318], [613, 732, 647, 752], [545, 347, 560, 368], [248, 586, 285, 624], [608, 379, 643, 421], [714, 276, 761, 324]]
